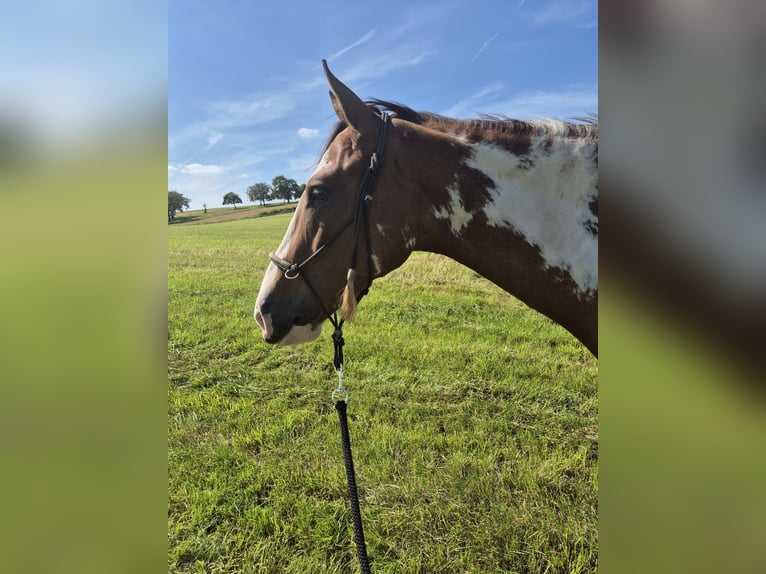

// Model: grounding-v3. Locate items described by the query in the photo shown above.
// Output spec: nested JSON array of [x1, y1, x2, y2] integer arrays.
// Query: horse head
[[254, 61, 410, 344]]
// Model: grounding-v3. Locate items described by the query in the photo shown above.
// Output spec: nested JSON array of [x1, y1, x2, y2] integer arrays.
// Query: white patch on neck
[[466, 138, 598, 294], [433, 182, 474, 236]]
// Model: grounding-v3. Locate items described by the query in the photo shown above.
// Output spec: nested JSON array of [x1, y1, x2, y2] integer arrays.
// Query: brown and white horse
[[255, 61, 598, 356]]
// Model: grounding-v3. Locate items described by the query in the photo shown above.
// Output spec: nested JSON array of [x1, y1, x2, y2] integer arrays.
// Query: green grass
[[170, 203, 296, 225], [169, 214, 598, 573]]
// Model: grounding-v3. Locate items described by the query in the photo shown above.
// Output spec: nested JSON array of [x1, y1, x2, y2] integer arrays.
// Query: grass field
[[170, 203, 297, 226], [168, 213, 598, 573]]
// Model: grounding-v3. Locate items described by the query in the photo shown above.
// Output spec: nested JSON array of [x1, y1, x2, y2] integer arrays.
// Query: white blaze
[[255, 148, 344, 344], [254, 197, 324, 344]]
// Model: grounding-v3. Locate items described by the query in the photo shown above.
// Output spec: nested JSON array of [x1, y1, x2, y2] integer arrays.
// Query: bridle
[[268, 112, 390, 341]]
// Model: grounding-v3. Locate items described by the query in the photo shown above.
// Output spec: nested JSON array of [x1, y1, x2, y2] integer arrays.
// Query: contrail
[[470, 31, 500, 65], [329, 29, 376, 61]]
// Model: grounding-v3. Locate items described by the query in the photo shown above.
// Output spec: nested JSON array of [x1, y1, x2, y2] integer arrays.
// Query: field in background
[[168, 214, 598, 573], [170, 203, 296, 226]]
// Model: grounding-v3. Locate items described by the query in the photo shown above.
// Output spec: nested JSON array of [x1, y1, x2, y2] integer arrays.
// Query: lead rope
[[270, 114, 388, 573], [331, 327, 372, 574], [331, 115, 388, 574]]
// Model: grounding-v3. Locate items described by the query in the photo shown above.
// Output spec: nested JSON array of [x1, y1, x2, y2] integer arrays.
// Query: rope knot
[[332, 326, 345, 370], [332, 327, 345, 348]]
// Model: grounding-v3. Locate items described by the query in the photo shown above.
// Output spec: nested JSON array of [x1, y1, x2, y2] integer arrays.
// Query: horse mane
[[367, 99, 598, 141], [320, 99, 598, 158]]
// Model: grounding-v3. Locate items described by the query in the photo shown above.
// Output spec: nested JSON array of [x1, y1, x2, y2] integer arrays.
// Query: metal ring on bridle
[[284, 265, 300, 280]]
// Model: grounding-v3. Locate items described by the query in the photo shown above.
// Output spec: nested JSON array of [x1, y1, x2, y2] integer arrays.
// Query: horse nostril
[[254, 305, 274, 339]]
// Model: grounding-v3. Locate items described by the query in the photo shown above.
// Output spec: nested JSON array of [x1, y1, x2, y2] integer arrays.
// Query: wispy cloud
[[470, 31, 500, 65], [329, 28, 376, 61], [443, 83, 505, 117], [491, 85, 598, 119], [530, 2, 594, 26], [170, 80, 314, 162], [445, 84, 597, 120], [169, 162, 226, 176], [341, 46, 436, 86], [297, 127, 319, 140], [206, 132, 224, 148], [206, 94, 295, 129]]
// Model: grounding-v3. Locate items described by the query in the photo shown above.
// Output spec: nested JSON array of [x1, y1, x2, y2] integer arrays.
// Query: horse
[[255, 60, 598, 356]]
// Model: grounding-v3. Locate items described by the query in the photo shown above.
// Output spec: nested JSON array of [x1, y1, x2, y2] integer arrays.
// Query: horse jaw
[[278, 322, 323, 345]]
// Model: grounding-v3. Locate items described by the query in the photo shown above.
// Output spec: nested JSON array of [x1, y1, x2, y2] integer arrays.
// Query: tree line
[[168, 175, 306, 221]]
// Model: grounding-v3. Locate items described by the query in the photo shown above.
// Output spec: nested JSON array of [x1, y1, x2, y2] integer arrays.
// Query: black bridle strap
[[349, 113, 389, 274], [268, 216, 354, 280]]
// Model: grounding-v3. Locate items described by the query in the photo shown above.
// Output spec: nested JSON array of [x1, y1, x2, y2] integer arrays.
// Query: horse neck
[[401, 124, 599, 353]]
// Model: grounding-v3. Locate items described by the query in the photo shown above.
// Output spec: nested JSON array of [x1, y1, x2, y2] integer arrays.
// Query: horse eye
[[309, 186, 329, 204]]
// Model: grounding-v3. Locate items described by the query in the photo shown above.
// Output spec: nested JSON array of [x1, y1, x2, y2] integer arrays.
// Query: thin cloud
[[470, 31, 500, 65], [206, 95, 294, 129], [341, 47, 436, 85], [443, 83, 505, 117], [491, 85, 598, 120], [530, 2, 594, 26], [170, 162, 226, 176], [329, 28, 376, 61], [206, 132, 224, 148], [445, 84, 597, 120], [297, 127, 319, 140]]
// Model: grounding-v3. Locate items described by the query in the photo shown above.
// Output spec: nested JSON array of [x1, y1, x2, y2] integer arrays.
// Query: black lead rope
[[269, 113, 390, 574], [329, 117, 388, 574], [331, 328, 372, 574]]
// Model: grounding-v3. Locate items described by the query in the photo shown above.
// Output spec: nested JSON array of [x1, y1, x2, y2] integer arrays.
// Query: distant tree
[[271, 175, 301, 203], [297, 183, 306, 199], [247, 182, 272, 206], [168, 190, 191, 222], [223, 192, 243, 209], [203, 203, 207, 214]]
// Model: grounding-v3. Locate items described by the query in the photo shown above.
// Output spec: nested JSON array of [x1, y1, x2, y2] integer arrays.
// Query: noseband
[[268, 112, 390, 331]]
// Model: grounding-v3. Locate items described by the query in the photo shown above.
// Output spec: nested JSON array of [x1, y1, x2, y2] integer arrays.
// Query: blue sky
[[169, 0, 597, 210]]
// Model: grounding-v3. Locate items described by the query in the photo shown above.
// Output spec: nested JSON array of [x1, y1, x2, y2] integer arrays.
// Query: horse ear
[[322, 59, 378, 134]]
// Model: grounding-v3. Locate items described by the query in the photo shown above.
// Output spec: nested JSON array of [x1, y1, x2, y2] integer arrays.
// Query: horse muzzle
[[254, 301, 323, 345]]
